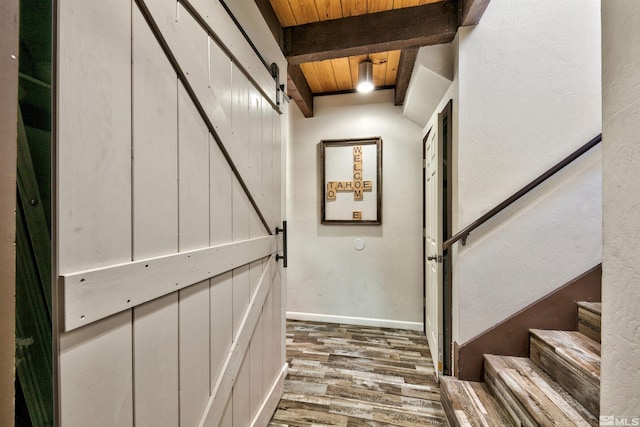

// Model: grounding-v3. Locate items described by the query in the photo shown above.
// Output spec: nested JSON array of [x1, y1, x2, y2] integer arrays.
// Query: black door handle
[[275, 221, 287, 268]]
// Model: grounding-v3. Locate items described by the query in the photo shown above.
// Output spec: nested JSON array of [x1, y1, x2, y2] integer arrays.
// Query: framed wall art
[[320, 137, 382, 224]]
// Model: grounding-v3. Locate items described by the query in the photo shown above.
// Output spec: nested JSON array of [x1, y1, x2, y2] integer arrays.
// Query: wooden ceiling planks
[[313, 59, 339, 92], [300, 50, 400, 94], [261, 0, 490, 115], [343, 0, 368, 17], [331, 57, 353, 90], [299, 63, 323, 93], [271, 0, 446, 26], [348, 54, 367, 88], [270, 0, 297, 26], [369, 0, 394, 12], [289, 0, 321, 23], [370, 51, 389, 88], [315, 0, 344, 20], [268, 0, 452, 105], [385, 50, 401, 86]]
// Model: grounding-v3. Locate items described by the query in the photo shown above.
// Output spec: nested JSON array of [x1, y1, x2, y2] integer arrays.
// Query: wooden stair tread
[[529, 329, 600, 380], [529, 329, 600, 417], [484, 354, 598, 426], [440, 376, 515, 427], [576, 302, 601, 315]]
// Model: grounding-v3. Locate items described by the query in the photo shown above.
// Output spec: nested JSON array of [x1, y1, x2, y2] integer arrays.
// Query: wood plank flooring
[[269, 320, 449, 426]]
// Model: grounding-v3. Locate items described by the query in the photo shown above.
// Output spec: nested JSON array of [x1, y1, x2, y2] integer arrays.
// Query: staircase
[[441, 301, 601, 426]]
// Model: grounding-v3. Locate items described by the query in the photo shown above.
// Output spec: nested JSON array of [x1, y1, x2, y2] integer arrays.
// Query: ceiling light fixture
[[357, 60, 374, 93]]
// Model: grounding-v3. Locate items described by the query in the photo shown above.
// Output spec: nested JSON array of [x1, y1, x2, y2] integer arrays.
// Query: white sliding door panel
[[220, 396, 233, 427], [139, 0, 278, 230], [59, 312, 133, 427], [232, 65, 250, 166], [262, 104, 275, 206], [201, 256, 279, 426], [209, 39, 232, 120], [133, 294, 179, 427], [250, 259, 264, 295], [274, 267, 285, 373], [233, 353, 251, 426], [175, 2, 209, 82], [57, 0, 133, 426], [233, 176, 251, 242], [131, 12, 181, 422], [232, 265, 251, 340], [132, 6, 178, 258], [210, 136, 234, 246], [57, 1, 285, 425], [180, 280, 211, 427], [249, 313, 264, 420], [211, 272, 233, 388], [178, 83, 210, 251], [262, 287, 275, 392], [184, 0, 278, 103], [249, 86, 263, 181], [273, 113, 283, 222], [57, 0, 132, 274]]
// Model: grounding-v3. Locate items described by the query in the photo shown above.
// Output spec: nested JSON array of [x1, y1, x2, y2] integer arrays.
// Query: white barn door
[[424, 127, 444, 376], [55, 1, 286, 426]]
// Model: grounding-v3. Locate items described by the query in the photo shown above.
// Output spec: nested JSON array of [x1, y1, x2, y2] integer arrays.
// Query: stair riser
[[440, 378, 516, 426], [484, 362, 533, 427], [484, 355, 598, 426], [578, 307, 601, 343], [529, 337, 599, 417], [440, 386, 462, 427]]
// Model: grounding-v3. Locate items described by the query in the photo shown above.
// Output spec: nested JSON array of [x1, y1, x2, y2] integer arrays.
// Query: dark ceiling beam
[[459, 0, 491, 26], [283, 1, 458, 65], [394, 47, 419, 106], [287, 64, 314, 117]]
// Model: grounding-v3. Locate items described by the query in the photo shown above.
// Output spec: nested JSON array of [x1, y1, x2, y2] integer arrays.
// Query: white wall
[[452, 0, 602, 343], [601, 0, 640, 415], [287, 90, 424, 330]]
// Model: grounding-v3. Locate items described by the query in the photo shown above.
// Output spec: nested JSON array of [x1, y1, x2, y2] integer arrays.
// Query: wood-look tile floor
[[269, 320, 449, 426]]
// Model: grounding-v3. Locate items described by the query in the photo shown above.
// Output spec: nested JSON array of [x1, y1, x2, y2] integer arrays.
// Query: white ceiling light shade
[[357, 60, 374, 93]]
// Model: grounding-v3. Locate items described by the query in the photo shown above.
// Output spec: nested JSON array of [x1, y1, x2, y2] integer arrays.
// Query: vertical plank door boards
[[201, 256, 278, 426], [139, 0, 277, 231], [57, 1, 133, 425], [132, 8, 181, 424]]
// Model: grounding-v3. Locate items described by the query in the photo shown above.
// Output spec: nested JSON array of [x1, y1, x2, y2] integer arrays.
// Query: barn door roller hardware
[[275, 221, 288, 268]]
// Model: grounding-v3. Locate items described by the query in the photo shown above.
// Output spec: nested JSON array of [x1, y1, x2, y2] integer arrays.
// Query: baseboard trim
[[286, 311, 423, 331], [250, 363, 288, 427], [454, 264, 601, 381]]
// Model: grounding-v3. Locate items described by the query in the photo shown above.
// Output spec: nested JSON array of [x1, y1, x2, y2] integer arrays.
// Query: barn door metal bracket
[[275, 220, 288, 268], [427, 255, 443, 263], [271, 63, 281, 107]]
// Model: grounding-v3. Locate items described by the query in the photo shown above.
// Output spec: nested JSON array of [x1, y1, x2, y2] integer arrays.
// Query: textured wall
[[287, 90, 424, 329], [601, 0, 640, 415], [453, 0, 602, 342]]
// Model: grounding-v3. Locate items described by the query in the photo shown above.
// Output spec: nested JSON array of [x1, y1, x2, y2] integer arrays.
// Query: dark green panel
[[15, 206, 53, 427], [16, 0, 53, 425]]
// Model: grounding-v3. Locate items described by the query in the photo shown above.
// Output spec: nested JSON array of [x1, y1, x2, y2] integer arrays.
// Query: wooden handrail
[[443, 134, 602, 250]]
